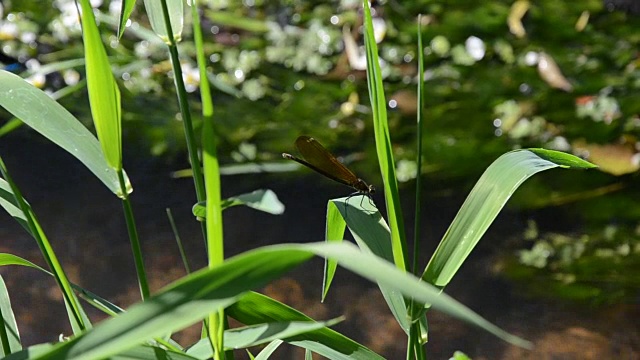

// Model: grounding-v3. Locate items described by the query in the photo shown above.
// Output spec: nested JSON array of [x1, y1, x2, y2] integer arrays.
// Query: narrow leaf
[[117, 0, 137, 39], [0, 275, 21, 355], [186, 319, 341, 358], [78, 0, 123, 172], [0, 71, 131, 197], [254, 340, 283, 360], [228, 292, 384, 360], [143, 0, 184, 44], [422, 149, 596, 288], [32, 242, 529, 360], [362, 0, 408, 270], [326, 197, 410, 334], [322, 199, 347, 301], [193, 189, 285, 218]]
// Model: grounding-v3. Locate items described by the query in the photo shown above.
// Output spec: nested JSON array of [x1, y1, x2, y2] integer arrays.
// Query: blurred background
[[1, 0, 639, 358]]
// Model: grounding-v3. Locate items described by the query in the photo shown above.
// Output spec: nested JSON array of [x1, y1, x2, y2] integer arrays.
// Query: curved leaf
[[30, 241, 529, 360], [193, 189, 285, 218], [0, 71, 131, 197], [422, 149, 596, 288], [0, 275, 22, 355], [78, 0, 123, 172], [324, 196, 410, 334], [143, 0, 183, 44], [186, 319, 341, 358], [228, 291, 384, 360]]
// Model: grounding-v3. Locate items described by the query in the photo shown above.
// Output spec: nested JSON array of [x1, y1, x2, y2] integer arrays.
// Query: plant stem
[[118, 169, 149, 300], [158, 0, 208, 242]]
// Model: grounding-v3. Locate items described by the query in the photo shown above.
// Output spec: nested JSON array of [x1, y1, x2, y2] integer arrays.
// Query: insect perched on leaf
[[282, 136, 375, 205]]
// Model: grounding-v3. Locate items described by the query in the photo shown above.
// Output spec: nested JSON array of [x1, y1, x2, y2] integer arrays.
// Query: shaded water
[[0, 137, 638, 359]]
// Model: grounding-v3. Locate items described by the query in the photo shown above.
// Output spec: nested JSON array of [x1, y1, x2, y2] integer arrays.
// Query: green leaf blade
[[78, 0, 123, 172], [422, 149, 594, 288], [0, 71, 131, 197], [0, 275, 22, 355], [143, 0, 184, 44]]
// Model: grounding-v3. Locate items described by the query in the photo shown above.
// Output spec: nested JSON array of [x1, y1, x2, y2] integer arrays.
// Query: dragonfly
[[282, 135, 375, 204]]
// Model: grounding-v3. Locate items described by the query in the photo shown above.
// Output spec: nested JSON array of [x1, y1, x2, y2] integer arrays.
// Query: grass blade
[[192, 189, 285, 218], [186, 319, 341, 357], [0, 161, 89, 333], [326, 197, 410, 334], [322, 200, 347, 301], [0, 71, 131, 197], [422, 149, 596, 288], [78, 0, 122, 172], [143, 0, 183, 44], [362, 0, 408, 270], [27, 241, 531, 359], [117, 0, 137, 39], [227, 292, 384, 360], [0, 275, 21, 355], [254, 340, 283, 360]]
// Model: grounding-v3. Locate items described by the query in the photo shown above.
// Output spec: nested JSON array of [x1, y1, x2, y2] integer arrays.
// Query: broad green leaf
[[186, 319, 341, 358], [31, 242, 529, 360], [0, 275, 22, 355], [325, 196, 410, 334], [422, 149, 596, 288], [143, 0, 184, 44], [117, 0, 137, 39], [363, 0, 408, 270], [193, 189, 285, 218], [0, 71, 131, 197], [228, 291, 384, 360], [78, 0, 123, 172]]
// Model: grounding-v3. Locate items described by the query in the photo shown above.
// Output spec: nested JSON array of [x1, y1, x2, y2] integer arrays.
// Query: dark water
[[0, 137, 637, 359]]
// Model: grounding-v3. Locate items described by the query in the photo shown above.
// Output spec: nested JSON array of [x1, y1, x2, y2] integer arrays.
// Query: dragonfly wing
[[294, 136, 358, 182]]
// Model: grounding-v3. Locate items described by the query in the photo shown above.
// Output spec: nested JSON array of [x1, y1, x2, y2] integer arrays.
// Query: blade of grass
[[78, 0, 149, 300], [190, 0, 227, 357], [409, 15, 428, 360], [228, 292, 385, 360], [325, 196, 410, 334], [0, 275, 21, 356], [321, 199, 347, 301], [186, 319, 342, 357], [192, 189, 285, 218], [0, 252, 124, 317], [143, 0, 183, 44], [5, 344, 200, 360], [422, 149, 596, 288], [166, 208, 191, 274], [362, 0, 408, 271], [413, 15, 426, 278], [29, 241, 530, 359], [0, 161, 89, 333], [78, 0, 122, 172], [254, 340, 283, 360], [117, 0, 137, 39], [203, 90, 226, 359], [0, 71, 130, 197]]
